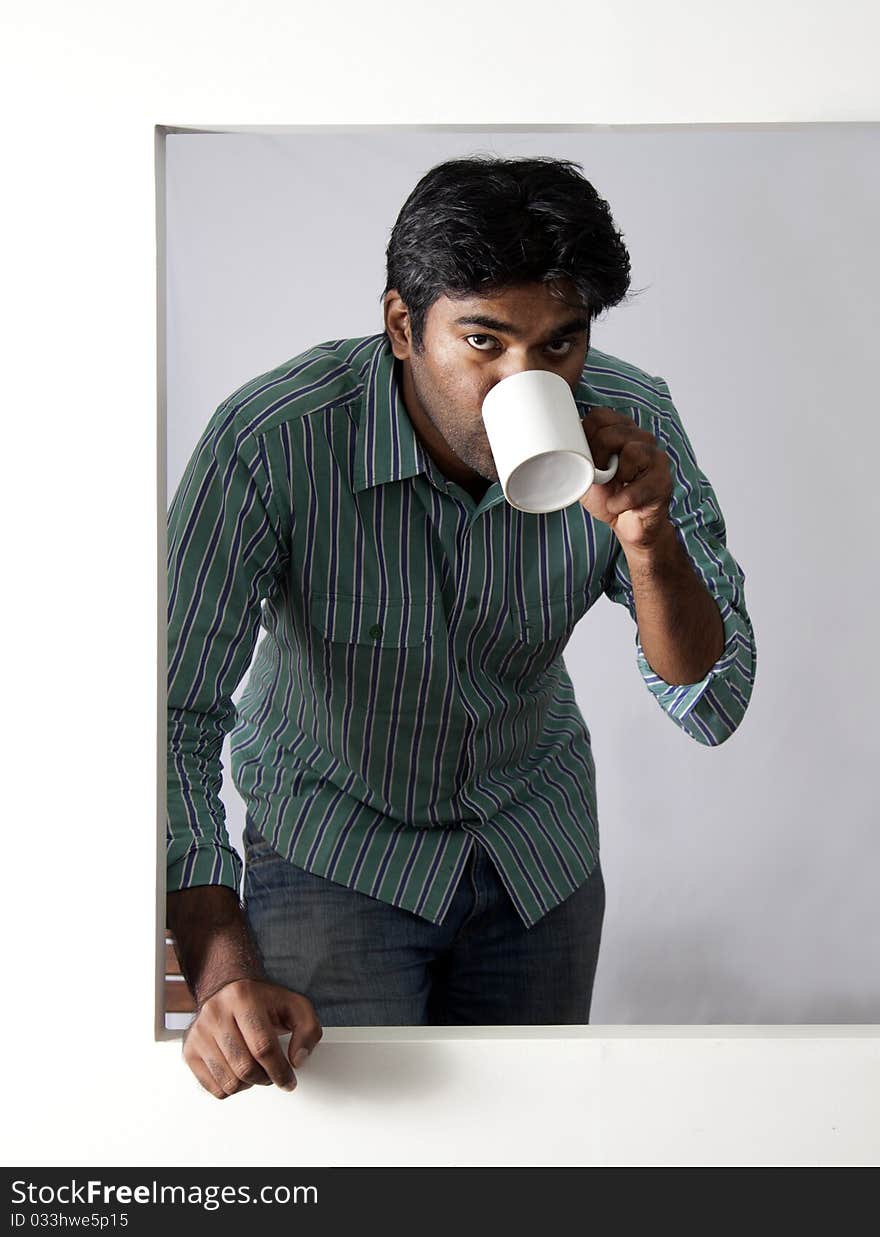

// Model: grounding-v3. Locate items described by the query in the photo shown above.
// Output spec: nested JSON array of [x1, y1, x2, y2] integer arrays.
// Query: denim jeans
[[242, 816, 605, 1027]]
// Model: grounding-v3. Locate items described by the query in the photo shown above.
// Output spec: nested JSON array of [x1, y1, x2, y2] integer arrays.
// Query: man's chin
[[473, 453, 499, 483], [454, 450, 497, 484]]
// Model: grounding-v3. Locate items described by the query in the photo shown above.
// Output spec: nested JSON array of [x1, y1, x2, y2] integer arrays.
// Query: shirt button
[[457, 657, 466, 672], [368, 623, 383, 639], [466, 596, 478, 610]]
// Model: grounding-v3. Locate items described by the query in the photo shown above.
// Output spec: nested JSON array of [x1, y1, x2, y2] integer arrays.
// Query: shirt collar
[[352, 334, 431, 494]]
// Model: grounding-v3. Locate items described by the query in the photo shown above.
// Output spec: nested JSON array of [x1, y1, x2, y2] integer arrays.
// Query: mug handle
[[591, 453, 619, 485]]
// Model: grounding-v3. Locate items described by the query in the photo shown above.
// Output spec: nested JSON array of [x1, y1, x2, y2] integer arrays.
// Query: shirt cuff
[[166, 838, 244, 895], [634, 595, 756, 740]]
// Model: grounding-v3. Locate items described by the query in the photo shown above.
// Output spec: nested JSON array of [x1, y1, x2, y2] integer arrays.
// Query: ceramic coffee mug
[[481, 369, 619, 514]]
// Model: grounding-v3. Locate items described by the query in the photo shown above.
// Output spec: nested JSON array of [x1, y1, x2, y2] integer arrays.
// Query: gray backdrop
[[164, 125, 879, 1024]]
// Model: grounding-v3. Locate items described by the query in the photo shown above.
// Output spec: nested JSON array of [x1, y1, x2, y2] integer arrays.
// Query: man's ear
[[383, 290, 413, 361]]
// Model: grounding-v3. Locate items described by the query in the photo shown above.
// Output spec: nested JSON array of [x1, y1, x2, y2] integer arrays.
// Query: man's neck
[[458, 477, 489, 503]]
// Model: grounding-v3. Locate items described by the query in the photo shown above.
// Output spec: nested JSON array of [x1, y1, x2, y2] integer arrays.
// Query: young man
[[166, 155, 756, 1099]]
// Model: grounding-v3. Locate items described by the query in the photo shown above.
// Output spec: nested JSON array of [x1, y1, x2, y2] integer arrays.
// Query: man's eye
[[465, 335, 575, 356]]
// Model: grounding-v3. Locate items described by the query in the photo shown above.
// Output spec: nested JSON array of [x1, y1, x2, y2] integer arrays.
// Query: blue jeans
[[242, 817, 605, 1026]]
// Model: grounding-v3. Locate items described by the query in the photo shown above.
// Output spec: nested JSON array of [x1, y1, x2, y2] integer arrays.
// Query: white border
[[4, 0, 878, 1165]]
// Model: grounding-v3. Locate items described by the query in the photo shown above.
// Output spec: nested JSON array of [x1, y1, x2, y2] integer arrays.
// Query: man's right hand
[[182, 977, 323, 1100], [166, 884, 323, 1099]]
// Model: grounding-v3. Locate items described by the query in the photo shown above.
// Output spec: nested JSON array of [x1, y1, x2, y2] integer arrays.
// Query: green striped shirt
[[167, 332, 756, 927]]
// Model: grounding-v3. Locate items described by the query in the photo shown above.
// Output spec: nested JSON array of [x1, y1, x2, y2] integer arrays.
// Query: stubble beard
[[410, 365, 499, 483]]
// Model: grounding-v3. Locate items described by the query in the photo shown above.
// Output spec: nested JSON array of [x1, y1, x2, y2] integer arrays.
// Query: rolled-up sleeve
[[166, 401, 289, 892], [603, 375, 757, 746]]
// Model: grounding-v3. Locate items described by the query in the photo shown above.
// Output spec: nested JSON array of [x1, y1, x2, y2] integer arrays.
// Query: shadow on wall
[[595, 929, 880, 1025]]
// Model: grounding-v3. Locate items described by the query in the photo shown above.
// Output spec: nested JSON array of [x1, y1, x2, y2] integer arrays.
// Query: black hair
[[381, 154, 635, 352]]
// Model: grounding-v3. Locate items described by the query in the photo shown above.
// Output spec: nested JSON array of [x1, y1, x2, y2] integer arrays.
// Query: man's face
[[385, 280, 591, 487]]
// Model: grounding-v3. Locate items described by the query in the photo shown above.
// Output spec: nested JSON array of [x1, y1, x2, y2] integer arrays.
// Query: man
[[166, 155, 756, 1099]]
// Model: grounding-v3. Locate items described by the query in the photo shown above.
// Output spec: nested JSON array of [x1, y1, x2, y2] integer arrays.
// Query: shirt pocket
[[306, 592, 436, 718], [503, 593, 582, 685], [511, 593, 581, 645], [308, 592, 434, 647]]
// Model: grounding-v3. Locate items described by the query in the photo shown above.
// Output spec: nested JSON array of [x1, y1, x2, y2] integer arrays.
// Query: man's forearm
[[621, 517, 725, 686], [166, 885, 267, 1007]]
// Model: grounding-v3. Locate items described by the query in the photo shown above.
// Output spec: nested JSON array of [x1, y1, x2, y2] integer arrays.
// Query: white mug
[[481, 369, 619, 514]]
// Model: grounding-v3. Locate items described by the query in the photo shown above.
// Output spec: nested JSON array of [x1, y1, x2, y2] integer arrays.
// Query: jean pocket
[[242, 818, 283, 869]]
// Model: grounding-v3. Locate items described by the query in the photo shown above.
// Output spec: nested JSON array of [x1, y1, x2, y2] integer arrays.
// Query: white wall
[[4, 0, 880, 1169]]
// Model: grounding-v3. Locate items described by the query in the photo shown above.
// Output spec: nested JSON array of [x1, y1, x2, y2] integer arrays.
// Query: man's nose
[[486, 355, 559, 394]]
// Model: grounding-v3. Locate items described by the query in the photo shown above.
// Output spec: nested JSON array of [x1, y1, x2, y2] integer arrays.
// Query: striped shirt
[[167, 331, 756, 927]]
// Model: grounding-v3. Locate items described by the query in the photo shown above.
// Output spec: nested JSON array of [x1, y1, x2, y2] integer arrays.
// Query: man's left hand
[[578, 405, 675, 551]]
